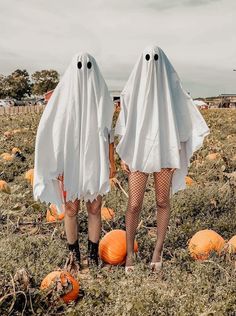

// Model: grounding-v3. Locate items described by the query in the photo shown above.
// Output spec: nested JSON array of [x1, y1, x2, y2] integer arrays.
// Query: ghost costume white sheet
[[115, 45, 210, 196], [33, 53, 114, 213]]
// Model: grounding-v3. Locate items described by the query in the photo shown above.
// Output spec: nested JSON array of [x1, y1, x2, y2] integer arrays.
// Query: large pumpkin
[[40, 270, 79, 303], [46, 204, 65, 222], [188, 229, 225, 260], [0, 180, 11, 194], [101, 207, 115, 221], [228, 235, 236, 253], [99, 229, 138, 265], [25, 169, 34, 186]]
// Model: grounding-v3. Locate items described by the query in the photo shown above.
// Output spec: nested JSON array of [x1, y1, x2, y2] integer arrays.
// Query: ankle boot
[[68, 240, 81, 264], [87, 239, 99, 267]]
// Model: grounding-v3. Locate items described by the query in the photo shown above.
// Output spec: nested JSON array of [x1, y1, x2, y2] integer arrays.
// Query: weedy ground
[[0, 109, 235, 316]]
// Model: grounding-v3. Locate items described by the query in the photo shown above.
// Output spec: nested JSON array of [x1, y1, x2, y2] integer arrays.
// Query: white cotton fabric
[[115, 45, 210, 196], [33, 53, 114, 213]]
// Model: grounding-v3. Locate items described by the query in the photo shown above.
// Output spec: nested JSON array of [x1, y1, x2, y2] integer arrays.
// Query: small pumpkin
[[101, 207, 115, 221], [0, 180, 11, 194], [25, 169, 34, 186], [185, 176, 194, 186], [0, 153, 14, 161], [206, 153, 220, 161], [99, 229, 138, 265], [12, 147, 21, 154], [46, 204, 64, 222], [40, 270, 79, 303], [188, 229, 225, 260], [227, 235, 236, 253]]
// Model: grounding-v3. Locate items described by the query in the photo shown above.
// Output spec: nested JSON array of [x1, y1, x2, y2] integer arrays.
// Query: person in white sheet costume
[[33, 53, 115, 270], [115, 45, 210, 273]]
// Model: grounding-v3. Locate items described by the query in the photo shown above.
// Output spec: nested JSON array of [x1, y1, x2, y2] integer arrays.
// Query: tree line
[[0, 69, 60, 100]]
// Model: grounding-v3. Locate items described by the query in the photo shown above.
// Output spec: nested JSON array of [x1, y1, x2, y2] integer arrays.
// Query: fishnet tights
[[125, 168, 176, 266]]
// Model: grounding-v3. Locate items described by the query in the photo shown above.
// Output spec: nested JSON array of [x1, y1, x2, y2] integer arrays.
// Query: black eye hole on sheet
[[87, 61, 92, 69], [145, 54, 150, 61], [77, 61, 82, 69], [154, 54, 159, 61]]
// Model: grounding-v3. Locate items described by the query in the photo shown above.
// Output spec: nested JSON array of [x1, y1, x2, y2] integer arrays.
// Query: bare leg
[[58, 175, 80, 244], [58, 175, 81, 267], [125, 171, 149, 267], [152, 168, 175, 262], [86, 195, 102, 243], [64, 199, 80, 244]]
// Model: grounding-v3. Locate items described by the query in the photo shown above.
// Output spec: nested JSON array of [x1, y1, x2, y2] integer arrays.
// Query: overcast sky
[[0, 0, 236, 97]]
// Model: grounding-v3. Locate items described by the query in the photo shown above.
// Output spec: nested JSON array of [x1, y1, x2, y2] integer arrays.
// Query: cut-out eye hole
[[87, 61, 92, 69], [154, 54, 159, 61], [77, 61, 82, 69], [145, 54, 150, 61]]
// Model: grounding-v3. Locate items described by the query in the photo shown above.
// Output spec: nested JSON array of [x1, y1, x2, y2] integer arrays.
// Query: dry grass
[[0, 109, 235, 315]]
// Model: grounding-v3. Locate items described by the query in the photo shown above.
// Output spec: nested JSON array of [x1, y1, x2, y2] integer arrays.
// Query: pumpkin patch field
[[0, 109, 235, 315]]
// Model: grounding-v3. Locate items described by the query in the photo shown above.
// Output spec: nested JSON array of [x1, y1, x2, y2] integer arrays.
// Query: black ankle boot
[[88, 240, 99, 267], [68, 240, 81, 264]]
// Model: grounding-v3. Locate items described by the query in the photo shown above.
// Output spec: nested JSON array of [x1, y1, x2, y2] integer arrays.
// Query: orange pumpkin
[[227, 235, 236, 253], [0, 180, 11, 194], [46, 204, 65, 222], [0, 153, 14, 161], [99, 229, 138, 265], [188, 229, 225, 260], [12, 147, 21, 154], [206, 153, 220, 161], [25, 169, 34, 186], [185, 176, 194, 186], [40, 270, 79, 303], [101, 207, 115, 221]]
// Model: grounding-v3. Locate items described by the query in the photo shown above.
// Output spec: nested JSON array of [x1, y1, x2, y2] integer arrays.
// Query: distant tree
[[4, 69, 31, 100], [31, 70, 59, 96]]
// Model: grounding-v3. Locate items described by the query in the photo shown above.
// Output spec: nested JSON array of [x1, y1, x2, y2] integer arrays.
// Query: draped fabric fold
[[33, 53, 114, 213], [115, 45, 210, 196]]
